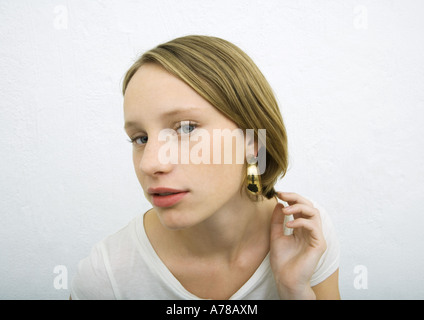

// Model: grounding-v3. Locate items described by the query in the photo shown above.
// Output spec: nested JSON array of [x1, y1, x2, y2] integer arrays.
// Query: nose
[[137, 131, 176, 176]]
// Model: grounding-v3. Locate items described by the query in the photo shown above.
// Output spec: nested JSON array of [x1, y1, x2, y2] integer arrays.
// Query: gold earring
[[246, 160, 262, 196]]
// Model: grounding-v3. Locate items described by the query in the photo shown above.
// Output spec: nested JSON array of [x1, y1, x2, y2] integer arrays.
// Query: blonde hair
[[122, 35, 288, 199]]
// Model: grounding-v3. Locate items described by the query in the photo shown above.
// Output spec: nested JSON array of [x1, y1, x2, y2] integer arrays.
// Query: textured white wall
[[1, 0, 423, 299]]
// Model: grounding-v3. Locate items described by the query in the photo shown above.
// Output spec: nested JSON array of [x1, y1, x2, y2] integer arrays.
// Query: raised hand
[[270, 192, 327, 299]]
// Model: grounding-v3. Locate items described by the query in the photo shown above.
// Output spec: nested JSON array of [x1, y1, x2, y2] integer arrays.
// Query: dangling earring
[[246, 156, 262, 196]]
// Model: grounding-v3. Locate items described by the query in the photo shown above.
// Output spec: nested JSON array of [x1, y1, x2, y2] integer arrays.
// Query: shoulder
[[310, 200, 338, 238], [70, 216, 140, 300], [70, 241, 115, 299], [308, 198, 341, 287]]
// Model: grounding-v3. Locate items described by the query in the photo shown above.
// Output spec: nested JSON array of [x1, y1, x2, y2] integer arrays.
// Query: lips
[[148, 187, 189, 208]]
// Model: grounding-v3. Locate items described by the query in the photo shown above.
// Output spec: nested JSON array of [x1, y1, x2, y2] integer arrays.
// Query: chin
[[155, 207, 199, 230]]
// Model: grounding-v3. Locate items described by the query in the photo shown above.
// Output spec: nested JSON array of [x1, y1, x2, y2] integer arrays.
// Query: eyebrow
[[124, 106, 201, 130]]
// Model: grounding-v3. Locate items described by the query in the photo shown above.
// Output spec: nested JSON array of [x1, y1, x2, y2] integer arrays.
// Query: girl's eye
[[130, 136, 148, 145], [128, 122, 196, 145], [176, 123, 197, 134]]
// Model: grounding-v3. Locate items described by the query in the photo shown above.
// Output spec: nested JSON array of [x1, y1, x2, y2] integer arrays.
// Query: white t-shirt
[[71, 200, 339, 300]]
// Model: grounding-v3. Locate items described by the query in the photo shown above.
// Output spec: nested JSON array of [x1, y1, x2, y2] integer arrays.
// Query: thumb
[[270, 202, 286, 240]]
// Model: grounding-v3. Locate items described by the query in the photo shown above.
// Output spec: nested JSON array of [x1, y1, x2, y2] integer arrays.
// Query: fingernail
[[283, 206, 292, 213]]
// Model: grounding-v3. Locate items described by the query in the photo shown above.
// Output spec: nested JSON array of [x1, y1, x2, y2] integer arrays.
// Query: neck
[[172, 193, 277, 262]]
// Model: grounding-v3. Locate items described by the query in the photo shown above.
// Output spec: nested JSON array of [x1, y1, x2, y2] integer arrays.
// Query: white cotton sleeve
[[70, 242, 116, 300], [309, 200, 340, 287]]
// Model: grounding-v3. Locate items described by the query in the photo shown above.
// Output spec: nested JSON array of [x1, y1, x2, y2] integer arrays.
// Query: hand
[[270, 192, 327, 300]]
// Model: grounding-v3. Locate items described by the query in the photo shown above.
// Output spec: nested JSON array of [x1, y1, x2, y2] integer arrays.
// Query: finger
[[271, 202, 286, 225], [286, 218, 316, 231], [270, 203, 288, 240], [286, 218, 326, 249], [286, 218, 322, 241], [282, 203, 320, 221], [276, 192, 313, 206]]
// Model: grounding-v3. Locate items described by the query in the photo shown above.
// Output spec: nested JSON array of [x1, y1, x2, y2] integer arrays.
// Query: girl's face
[[124, 64, 250, 229]]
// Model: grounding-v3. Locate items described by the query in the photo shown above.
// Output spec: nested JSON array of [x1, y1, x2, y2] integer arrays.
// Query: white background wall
[[1, 0, 423, 300]]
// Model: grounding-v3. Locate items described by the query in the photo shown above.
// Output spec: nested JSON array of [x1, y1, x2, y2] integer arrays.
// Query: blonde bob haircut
[[122, 35, 288, 200]]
